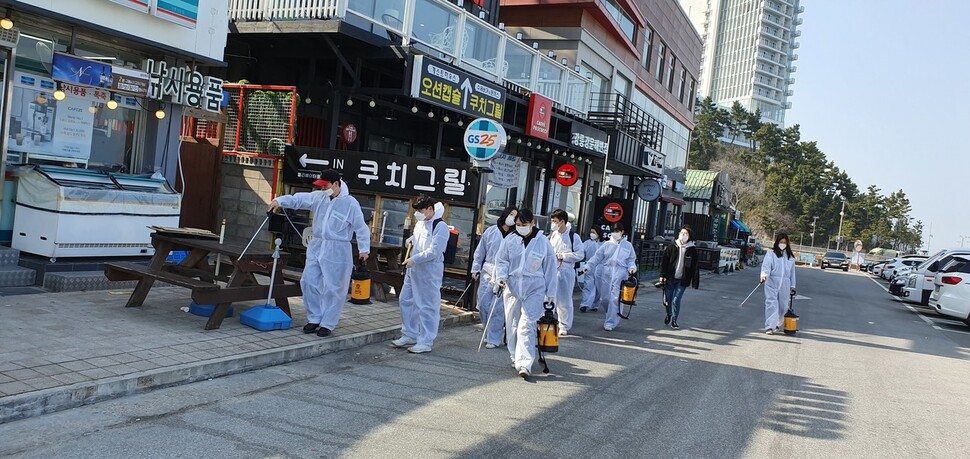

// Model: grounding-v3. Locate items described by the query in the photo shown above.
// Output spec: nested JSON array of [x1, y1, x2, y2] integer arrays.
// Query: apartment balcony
[[794, 29, 802, 37], [785, 101, 792, 109], [787, 77, 796, 85], [790, 53, 799, 61], [761, 13, 784, 29], [785, 89, 794, 97], [795, 17, 803, 25], [792, 41, 800, 49], [788, 65, 797, 73], [798, 5, 805, 13], [587, 93, 665, 176], [227, 0, 591, 114]]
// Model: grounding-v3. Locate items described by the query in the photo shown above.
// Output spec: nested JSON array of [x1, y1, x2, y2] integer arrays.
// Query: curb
[[0, 312, 474, 424]]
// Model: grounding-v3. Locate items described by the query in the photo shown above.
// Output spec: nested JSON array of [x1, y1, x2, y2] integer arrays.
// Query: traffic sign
[[463, 118, 507, 161]]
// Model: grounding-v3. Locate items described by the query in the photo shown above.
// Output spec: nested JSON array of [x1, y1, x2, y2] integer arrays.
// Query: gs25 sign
[[463, 118, 507, 161]]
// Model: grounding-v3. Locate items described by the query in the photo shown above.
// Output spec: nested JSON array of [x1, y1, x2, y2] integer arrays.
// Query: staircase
[[0, 247, 37, 287]]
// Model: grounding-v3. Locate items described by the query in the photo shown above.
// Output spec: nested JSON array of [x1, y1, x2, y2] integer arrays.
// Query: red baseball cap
[[313, 169, 340, 187]]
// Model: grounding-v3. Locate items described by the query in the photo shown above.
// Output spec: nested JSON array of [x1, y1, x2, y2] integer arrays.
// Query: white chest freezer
[[12, 165, 181, 259]]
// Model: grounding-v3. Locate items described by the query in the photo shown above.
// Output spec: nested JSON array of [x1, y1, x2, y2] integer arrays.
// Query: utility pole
[[812, 217, 818, 249], [837, 196, 847, 251]]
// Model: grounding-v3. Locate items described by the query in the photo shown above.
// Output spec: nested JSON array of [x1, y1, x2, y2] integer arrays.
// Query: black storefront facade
[[225, 11, 610, 274]]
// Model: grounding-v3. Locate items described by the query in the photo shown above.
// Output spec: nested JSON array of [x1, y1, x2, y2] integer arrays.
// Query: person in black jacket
[[659, 226, 700, 329]]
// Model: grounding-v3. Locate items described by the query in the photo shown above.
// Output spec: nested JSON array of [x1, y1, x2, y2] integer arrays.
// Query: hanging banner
[[154, 0, 200, 29], [52, 53, 113, 88], [526, 93, 552, 140], [488, 153, 520, 188], [283, 145, 479, 205]]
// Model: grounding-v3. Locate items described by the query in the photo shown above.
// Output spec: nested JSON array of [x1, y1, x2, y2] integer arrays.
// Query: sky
[[784, 0, 970, 252]]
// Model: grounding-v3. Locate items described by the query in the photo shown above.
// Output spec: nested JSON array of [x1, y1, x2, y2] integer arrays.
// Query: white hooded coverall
[[579, 237, 601, 309], [496, 228, 557, 374], [471, 224, 511, 346], [274, 182, 370, 330], [399, 202, 450, 348], [585, 236, 637, 330], [548, 223, 583, 332], [761, 250, 796, 330]]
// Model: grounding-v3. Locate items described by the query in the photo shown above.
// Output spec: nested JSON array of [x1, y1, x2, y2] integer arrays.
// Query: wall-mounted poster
[[8, 72, 95, 162]]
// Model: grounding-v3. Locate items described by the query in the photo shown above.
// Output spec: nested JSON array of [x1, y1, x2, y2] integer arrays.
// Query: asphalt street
[[4, 266, 970, 458]]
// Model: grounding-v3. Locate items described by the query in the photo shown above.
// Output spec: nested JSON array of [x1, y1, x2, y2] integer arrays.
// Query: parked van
[[869, 247, 902, 259]]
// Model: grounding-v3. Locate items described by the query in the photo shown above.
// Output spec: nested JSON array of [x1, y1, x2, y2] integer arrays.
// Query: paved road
[[4, 266, 970, 458]]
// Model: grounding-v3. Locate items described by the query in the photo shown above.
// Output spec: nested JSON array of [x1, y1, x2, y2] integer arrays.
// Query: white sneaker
[[766, 329, 774, 335], [517, 367, 530, 378], [408, 344, 432, 354], [391, 336, 417, 348], [558, 329, 568, 337], [484, 343, 498, 349], [603, 326, 614, 331]]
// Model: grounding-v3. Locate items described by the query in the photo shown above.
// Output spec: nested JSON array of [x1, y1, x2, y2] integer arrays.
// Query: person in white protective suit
[[495, 207, 558, 378], [579, 226, 603, 313], [391, 196, 450, 354], [470, 206, 517, 349], [760, 233, 797, 334], [547, 209, 584, 336], [583, 222, 637, 331], [268, 169, 370, 337]]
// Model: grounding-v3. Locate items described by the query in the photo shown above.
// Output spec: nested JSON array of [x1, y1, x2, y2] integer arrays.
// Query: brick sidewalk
[[0, 286, 472, 423]]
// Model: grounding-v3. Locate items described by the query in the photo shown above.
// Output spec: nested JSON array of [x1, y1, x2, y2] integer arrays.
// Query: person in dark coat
[[659, 226, 700, 329]]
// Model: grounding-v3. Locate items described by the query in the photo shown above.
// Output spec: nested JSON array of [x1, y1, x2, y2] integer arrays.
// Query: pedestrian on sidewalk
[[659, 226, 700, 330], [760, 233, 796, 335], [579, 226, 603, 313], [584, 222, 637, 332], [547, 209, 583, 336], [268, 169, 370, 338], [495, 207, 557, 378], [470, 206, 517, 349], [392, 196, 450, 354]]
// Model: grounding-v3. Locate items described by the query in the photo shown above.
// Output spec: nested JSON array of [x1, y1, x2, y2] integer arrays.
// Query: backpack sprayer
[[536, 300, 559, 374], [617, 274, 639, 319], [784, 290, 799, 335]]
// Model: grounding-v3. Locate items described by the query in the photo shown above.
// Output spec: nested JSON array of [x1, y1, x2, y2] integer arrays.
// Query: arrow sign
[[460, 78, 472, 110], [299, 153, 330, 168]]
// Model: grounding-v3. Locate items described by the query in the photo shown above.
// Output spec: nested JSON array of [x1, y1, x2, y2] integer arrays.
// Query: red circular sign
[[341, 124, 358, 144], [556, 163, 578, 187], [603, 202, 623, 223]]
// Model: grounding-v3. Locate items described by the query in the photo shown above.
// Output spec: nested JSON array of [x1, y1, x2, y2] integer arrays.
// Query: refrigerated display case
[[12, 165, 180, 260]]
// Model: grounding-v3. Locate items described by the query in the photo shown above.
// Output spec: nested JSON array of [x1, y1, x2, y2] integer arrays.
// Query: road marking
[[870, 276, 970, 335], [794, 294, 812, 300]]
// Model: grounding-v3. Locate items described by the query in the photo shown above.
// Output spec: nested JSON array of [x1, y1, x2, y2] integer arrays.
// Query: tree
[[728, 101, 748, 145]]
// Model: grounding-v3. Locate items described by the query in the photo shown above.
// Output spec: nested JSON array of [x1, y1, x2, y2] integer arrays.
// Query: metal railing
[[587, 92, 665, 152], [228, 0, 591, 114], [228, 0, 342, 21]]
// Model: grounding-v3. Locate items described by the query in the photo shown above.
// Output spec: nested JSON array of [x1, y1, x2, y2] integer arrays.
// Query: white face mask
[[320, 187, 334, 197], [611, 232, 622, 241], [516, 225, 532, 236], [505, 216, 516, 227], [590, 232, 598, 240], [778, 243, 787, 251], [679, 234, 689, 243], [414, 211, 427, 222]]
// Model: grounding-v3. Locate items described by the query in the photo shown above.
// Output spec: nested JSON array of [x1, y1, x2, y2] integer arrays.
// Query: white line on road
[[868, 275, 970, 335]]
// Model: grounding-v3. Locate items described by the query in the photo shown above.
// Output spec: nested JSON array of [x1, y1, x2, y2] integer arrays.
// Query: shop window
[[376, 196, 412, 246], [445, 205, 474, 268]]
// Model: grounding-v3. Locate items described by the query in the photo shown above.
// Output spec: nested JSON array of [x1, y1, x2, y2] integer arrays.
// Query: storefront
[[0, 1, 229, 250]]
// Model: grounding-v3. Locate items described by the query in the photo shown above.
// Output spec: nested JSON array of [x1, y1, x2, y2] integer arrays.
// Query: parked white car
[[887, 256, 927, 281], [881, 256, 927, 280], [902, 249, 970, 306], [929, 255, 970, 325]]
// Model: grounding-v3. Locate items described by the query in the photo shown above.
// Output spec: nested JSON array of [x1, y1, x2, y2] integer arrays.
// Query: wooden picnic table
[[104, 232, 302, 330]]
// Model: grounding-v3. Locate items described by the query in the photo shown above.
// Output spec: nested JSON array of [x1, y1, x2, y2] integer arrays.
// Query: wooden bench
[[105, 261, 220, 294]]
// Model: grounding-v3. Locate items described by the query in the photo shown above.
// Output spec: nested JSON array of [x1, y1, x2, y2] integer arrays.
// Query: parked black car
[[821, 251, 849, 271]]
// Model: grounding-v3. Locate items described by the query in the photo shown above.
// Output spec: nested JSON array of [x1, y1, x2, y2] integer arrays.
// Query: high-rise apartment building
[[681, 0, 803, 125]]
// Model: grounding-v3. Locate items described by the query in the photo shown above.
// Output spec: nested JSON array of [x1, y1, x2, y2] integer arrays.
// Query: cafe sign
[[283, 145, 480, 205], [410, 55, 506, 121], [526, 93, 552, 140], [570, 122, 609, 155]]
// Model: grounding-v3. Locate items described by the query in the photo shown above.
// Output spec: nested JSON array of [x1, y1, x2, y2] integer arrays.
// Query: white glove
[[628, 267, 637, 274], [471, 272, 480, 281], [544, 296, 555, 304], [493, 279, 506, 294]]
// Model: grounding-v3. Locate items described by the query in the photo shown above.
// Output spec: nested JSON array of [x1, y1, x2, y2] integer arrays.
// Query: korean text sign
[[410, 55, 506, 122], [282, 145, 480, 205]]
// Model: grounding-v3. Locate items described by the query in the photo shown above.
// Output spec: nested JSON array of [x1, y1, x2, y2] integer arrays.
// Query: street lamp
[[810, 218, 818, 246], [837, 196, 846, 250]]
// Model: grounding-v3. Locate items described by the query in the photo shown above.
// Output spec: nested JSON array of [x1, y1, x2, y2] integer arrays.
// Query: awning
[[730, 219, 751, 233], [661, 196, 686, 206]]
